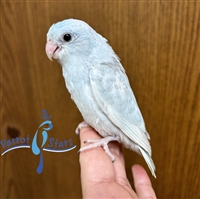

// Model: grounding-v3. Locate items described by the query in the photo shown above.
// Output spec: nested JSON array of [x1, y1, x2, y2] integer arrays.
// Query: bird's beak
[[45, 40, 59, 61]]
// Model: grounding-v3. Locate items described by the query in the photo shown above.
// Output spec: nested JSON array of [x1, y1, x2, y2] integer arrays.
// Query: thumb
[[132, 164, 157, 199]]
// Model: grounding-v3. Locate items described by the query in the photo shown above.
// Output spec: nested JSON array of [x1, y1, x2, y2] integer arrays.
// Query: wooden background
[[1, 1, 199, 198]]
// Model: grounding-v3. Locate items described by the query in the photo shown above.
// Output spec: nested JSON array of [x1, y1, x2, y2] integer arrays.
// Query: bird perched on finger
[[45, 19, 156, 178]]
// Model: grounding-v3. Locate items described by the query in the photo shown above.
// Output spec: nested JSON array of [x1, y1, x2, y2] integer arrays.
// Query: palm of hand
[[79, 127, 156, 199]]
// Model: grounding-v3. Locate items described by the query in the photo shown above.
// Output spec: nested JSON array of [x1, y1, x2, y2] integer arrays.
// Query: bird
[[45, 18, 156, 177]]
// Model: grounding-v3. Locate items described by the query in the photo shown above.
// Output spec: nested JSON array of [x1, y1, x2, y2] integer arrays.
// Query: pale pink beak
[[45, 40, 59, 61]]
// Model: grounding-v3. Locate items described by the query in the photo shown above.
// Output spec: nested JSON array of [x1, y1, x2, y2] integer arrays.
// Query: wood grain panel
[[1, 1, 199, 198]]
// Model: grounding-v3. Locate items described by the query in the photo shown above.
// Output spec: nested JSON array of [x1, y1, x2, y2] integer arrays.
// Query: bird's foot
[[75, 121, 90, 135], [78, 136, 120, 161]]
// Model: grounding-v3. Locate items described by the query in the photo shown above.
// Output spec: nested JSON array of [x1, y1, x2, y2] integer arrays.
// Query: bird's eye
[[63, 34, 72, 42]]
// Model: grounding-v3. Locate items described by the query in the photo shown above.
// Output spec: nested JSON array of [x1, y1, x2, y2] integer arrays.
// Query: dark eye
[[63, 34, 72, 42]]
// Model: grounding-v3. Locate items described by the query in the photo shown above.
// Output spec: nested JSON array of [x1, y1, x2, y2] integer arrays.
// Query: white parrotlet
[[45, 19, 156, 177]]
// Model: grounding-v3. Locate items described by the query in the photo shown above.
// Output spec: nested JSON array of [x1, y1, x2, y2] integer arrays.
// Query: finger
[[79, 127, 115, 182], [79, 126, 130, 188], [108, 142, 131, 187], [132, 164, 157, 199], [109, 141, 124, 164]]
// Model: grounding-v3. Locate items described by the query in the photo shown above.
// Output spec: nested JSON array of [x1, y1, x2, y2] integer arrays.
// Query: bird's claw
[[75, 121, 90, 136], [78, 136, 120, 162]]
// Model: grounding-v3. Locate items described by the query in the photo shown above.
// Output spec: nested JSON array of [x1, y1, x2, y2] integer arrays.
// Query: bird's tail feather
[[139, 147, 156, 178]]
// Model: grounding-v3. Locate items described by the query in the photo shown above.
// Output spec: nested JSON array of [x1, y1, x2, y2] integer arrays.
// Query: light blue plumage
[[45, 19, 156, 177]]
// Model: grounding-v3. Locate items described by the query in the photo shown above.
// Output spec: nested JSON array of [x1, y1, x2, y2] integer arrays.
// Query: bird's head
[[45, 19, 107, 64]]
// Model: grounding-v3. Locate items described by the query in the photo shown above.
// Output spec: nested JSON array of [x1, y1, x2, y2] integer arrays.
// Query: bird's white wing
[[89, 63, 151, 155]]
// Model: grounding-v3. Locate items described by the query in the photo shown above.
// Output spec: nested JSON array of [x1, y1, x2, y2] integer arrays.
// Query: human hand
[[79, 126, 157, 198]]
